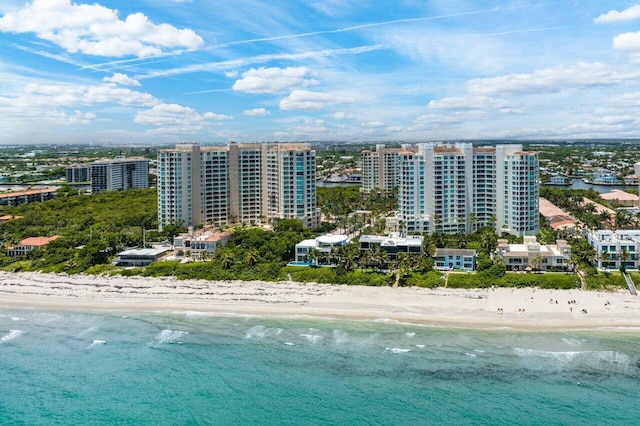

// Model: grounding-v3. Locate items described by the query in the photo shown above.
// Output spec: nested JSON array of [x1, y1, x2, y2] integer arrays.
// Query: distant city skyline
[[2, 1, 640, 144]]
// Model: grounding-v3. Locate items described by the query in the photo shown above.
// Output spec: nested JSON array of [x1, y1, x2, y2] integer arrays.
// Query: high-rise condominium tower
[[393, 143, 538, 236], [361, 144, 405, 192], [157, 143, 320, 230], [90, 157, 149, 193]]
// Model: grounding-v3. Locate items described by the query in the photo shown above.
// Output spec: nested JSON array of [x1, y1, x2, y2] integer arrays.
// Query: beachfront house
[[173, 227, 233, 260], [359, 234, 424, 262], [495, 236, 571, 272], [294, 234, 349, 265], [6, 236, 59, 257], [434, 248, 477, 272], [587, 229, 640, 271], [114, 247, 171, 267]]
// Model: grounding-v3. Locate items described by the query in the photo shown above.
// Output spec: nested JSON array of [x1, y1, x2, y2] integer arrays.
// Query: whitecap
[[474, 349, 485, 353], [1, 330, 24, 343], [155, 329, 188, 344], [405, 332, 415, 337], [87, 340, 106, 348], [300, 333, 323, 344], [415, 344, 425, 349], [333, 329, 348, 344], [284, 342, 296, 346], [386, 347, 411, 354], [245, 325, 282, 339], [79, 326, 98, 337], [465, 353, 477, 358]]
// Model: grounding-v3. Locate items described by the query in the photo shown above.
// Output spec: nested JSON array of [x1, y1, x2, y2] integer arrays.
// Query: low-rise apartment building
[[434, 248, 477, 272], [0, 188, 57, 206], [587, 229, 640, 270], [495, 236, 571, 271]]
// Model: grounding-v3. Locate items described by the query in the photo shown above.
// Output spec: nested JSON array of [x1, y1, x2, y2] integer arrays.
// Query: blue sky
[[2, 1, 640, 144]]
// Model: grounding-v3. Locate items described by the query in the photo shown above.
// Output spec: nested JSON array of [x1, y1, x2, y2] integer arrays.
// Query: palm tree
[[530, 254, 543, 272], [469, 212, 478, 233], [307, 248, 322, 266], [244, 248, 260, 267], [480, 230, 498, 254], [619, 248, 630, 272], [371, 244, 390, 272], [392, 252, 415, 289], [218, 249, 236, 269], [599, 251, 610, 269], [336, 243, 359, 272], [422, 237, 437, 258]]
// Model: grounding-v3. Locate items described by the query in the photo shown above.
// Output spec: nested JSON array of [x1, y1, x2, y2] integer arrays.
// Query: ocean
[[1, 310, 639, 425]]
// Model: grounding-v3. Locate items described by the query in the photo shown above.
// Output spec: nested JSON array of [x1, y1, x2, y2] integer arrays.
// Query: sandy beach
[[1, 271, 639, 330]]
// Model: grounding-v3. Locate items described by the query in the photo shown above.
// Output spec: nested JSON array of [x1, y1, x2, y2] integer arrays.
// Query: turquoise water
[[1, 310, 639, 425]]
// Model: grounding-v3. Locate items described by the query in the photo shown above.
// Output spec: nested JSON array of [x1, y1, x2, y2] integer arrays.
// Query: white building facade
[[393, 143, 539, 236], [158, 143, 320, 230], [91, 157, 149, 193], [587, 229, 640, 270], [361, 144, 405, 192]]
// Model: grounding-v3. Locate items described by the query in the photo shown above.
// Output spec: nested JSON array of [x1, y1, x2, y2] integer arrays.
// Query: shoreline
[[1, 271, 639, 331]]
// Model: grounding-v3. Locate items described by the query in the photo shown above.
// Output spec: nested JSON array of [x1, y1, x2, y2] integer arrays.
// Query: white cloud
[[279, 90, 329, 111], [225, 71, 238, 78], [279, 90, 351, 111], [466, 63, 640, 96], [332, 111, 354, 120], [428, 96, 513, 110], [607, 91, 640, 107], [361, 121, 386, 128], [613, 32, 640, 51], [135, 103, 231, 131], [243, 108, 270, 116], [103, 73, 140, 87], [0, 81, 157, 127], [204, 112, 233, 120], [0, 0, 203, 58], [232, 66, 317, 94], [594, 5, 640, 24]]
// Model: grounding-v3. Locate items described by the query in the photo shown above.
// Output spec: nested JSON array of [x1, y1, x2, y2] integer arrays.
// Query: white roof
[[118, 247, 169, 257], [316, 234, 348, 244], [296, 239, 317, 248]]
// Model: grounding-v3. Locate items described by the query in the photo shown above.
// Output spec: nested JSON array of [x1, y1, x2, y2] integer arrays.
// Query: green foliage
[[274, 219, 304, 233], [404, 270, 444, 288], [448, 272, 579, 289], [584, 272, 627, 290], [0, 188, 157, 272]]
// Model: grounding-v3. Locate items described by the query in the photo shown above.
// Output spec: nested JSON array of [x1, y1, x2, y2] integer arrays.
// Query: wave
[[514, 347, 632, 373], [0, 314, 25, 321], [87, 340, 106, 348], [1, 330, 24, 343], [386, 347, 411, 354], [405, 332, 415, 337], [300, 333, 323, 344], [155, 329, 188, 344], [333, 329, 349, 344], [245, 325, 283, 339]]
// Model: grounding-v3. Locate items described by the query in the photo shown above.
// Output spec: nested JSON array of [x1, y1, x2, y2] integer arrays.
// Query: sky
[[2, 1, 640, 145]]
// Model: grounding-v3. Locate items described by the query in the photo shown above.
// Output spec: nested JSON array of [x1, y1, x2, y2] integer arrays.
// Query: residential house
[[6, 235, 59, 257], [434, 248, 477, 272], [495, 236, 571, 271]]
